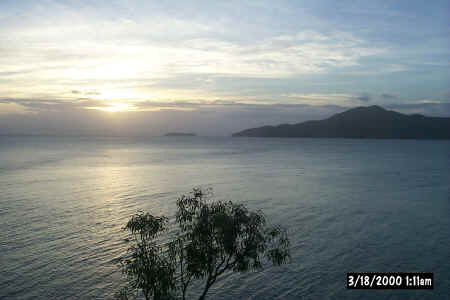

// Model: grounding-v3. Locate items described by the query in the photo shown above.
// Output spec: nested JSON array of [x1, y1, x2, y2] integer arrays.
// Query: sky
[[0, 0, 449, 136]]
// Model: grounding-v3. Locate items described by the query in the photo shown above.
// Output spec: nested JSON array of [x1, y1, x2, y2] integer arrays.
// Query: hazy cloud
[[381, 93, 398, 100], [0, 98, 347, 136], [0, 98, 108, 112], [352, 94, 371, 102], [385, 102, 450, 117]]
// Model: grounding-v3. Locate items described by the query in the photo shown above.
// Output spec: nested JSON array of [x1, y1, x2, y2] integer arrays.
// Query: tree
[[120, 213, 175, 300], [118, 188, 290, 300]]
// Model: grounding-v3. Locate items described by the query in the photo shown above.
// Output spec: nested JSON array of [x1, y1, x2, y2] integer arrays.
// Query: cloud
[[0, 97, 348, 136], [0, 98, 108, 113], [0, 97, 323, 114], [352, 94, 371, 102], [285, 93, 374, 106], [1, 0, 449, 118], [381, 93, 398, 99], [71, 90, 101, 96], [0, 26, 386, 96], [385, 102, 450, 117], [175, 30, 384, 77]]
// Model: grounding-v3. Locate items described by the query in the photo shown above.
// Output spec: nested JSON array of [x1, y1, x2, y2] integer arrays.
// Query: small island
[[164, 132, 197, 136]]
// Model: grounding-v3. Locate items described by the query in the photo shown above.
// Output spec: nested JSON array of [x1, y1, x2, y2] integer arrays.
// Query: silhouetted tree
[[120, 213, 175, 300], [118, 188, 290, 300]]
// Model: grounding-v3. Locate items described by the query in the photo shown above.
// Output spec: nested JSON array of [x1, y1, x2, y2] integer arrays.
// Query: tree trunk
[[198, 280, 212, 300], [182, 284, 188, 300]]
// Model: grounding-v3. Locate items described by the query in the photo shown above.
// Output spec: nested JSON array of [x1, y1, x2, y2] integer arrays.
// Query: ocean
[[1, 136, 449, 299]]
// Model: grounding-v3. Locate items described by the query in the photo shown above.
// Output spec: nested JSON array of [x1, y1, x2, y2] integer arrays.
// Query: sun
[[102, 102, 132, 112], [85, 102, 135, 112], [84, 101, 137, 113]]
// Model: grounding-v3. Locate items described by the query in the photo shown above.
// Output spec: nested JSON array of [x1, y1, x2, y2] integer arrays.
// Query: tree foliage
[[118, 188, 290, 300], [120, 213, 174, 300]]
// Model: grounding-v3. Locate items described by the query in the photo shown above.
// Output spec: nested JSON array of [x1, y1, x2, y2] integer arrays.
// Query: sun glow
[[104, 103, 128, 112], [87, 102, 135, 112], [105, 102, 134, 112]]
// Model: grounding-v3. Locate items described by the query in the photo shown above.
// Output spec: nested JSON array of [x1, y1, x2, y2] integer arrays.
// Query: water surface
[[1, 136, 449, 299]]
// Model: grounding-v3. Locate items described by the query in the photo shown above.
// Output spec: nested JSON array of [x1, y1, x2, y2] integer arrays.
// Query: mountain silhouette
[[232, 105, 450, 139]]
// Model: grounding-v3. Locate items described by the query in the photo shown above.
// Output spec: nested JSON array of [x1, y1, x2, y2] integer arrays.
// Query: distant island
[[164, 132, 197, 136], [232, 105, 450, 139]]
